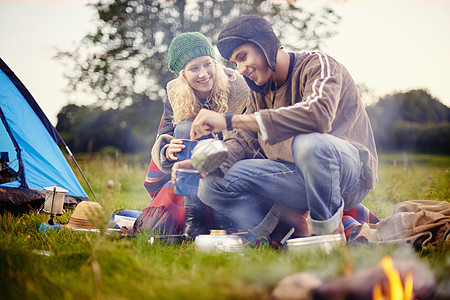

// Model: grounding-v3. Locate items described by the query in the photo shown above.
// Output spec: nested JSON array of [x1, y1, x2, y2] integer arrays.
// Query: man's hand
[[190, 109, 226, 140], [190, 109, 260, 140]]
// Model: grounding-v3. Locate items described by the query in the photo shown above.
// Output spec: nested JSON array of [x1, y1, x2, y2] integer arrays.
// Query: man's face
[[229, 43, 274, 86]]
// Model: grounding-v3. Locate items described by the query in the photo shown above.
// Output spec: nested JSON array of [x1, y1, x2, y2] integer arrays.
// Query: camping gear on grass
[[0, 58, 91, 210], [194, 230, 243, 252], [42, 186, 68, 216], [110, 209, 141, 229], [286, 234, 343, 253], [64, 201, 103, 230], [39, 222, 61, 234], [38, 185, 69, 230], [148, 234, 185, 245]]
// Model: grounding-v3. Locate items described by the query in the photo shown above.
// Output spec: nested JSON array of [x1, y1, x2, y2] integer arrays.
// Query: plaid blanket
[[140, 158, 186, 233]]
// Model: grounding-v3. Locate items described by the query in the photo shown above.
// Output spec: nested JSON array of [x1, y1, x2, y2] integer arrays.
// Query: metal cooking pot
[[194, 232, 243, 252], [190, 138, 229, 173]]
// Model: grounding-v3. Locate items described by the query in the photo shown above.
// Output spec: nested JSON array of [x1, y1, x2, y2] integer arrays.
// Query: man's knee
[[197, 175, 219, 207], [292, 133, 333, 162]]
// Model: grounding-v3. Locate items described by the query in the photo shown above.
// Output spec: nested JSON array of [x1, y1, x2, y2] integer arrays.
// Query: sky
[[1, 0, 449, 125]]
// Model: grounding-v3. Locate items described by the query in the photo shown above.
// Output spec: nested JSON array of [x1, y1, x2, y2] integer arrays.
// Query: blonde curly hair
[[170, 59, 233, 125]]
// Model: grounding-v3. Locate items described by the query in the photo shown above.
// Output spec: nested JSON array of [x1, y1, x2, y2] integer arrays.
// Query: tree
[[56, 100, 163, 153], [56, 0, 340, 108], [367, 89, 450, 153]]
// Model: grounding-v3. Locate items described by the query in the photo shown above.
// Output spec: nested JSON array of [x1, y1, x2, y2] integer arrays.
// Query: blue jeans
[[198, 133, 369, 240]]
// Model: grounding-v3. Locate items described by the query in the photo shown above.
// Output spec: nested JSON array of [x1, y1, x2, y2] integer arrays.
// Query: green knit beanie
[[168, 32, 216, 76]]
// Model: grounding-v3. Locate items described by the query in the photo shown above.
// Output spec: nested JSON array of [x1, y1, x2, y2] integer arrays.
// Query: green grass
[[1, 152, 449, 299], [363, 153, 449, 218]]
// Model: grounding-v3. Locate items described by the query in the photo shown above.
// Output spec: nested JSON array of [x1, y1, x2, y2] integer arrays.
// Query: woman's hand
[[165, 138, 185, 161]]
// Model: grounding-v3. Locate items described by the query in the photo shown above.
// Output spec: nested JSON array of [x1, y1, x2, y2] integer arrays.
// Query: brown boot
[[280, 209, 312, 238], [332, 222, 347, 245]]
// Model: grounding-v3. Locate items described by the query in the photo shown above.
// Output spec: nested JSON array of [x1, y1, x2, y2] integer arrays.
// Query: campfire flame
[[373, 256, 413, 300]]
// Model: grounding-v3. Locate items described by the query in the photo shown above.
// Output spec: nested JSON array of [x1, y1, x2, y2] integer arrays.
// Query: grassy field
[[1, 152, 449, 299]]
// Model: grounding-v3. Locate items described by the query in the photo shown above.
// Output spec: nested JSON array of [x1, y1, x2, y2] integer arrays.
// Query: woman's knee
[[174, 119, 193, 139]]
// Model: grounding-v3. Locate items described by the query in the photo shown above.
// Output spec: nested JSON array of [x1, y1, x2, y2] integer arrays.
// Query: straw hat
[[64, 201, 104, 230]]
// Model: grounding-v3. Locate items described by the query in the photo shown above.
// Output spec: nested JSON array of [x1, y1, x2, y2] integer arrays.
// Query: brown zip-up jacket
[[221, 51, 378, 189]]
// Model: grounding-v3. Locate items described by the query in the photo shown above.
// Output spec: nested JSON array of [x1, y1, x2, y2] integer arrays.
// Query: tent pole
[[62, 141, 98, 202]]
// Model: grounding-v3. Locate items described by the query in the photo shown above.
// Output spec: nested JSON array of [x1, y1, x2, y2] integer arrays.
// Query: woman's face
[[183, 56, 215, 98]]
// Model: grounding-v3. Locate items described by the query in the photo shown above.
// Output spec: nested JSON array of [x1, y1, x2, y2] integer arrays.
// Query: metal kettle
[[190, 138, 228, 173]]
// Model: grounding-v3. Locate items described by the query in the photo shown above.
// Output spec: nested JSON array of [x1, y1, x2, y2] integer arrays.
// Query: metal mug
[[177, 139, 198, 161]]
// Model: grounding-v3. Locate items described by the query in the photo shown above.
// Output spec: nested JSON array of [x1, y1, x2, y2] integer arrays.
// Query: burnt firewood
[[311, 259, 435, 300]]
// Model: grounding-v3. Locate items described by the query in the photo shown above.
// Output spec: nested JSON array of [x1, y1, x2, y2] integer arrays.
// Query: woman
[[138, 32, 249, 239]]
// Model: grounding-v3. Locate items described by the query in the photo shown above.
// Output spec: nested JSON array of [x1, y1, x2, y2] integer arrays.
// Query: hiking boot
[[332, 222, 347, 246], [182, 207, 209, 240], [213, 213, 236, 234]]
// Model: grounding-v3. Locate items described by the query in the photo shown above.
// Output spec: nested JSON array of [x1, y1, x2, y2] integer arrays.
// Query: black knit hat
[[217, 15, 281, 72]]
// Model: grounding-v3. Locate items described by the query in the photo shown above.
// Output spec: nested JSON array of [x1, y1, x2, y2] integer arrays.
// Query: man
[[173, 15, 378, 244]]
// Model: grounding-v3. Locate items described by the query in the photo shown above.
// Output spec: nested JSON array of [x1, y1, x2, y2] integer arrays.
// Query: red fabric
[[158, 114, 165, 131], [343, 205, 380, 224], [140, 113, 187, 232], [139, 205, 183, 234], [144, 158, 187, 226], [343, 205, 380, 242]]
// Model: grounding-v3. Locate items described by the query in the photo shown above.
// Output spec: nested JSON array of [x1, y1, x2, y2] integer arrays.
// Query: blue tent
[[0, 57, 88, 208]]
